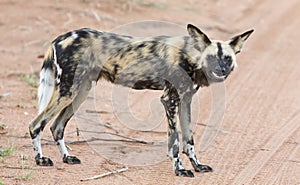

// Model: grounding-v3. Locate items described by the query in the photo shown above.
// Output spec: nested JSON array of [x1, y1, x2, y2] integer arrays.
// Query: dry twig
[[80, 166, 128, 181], [75, 114, 119, 132]]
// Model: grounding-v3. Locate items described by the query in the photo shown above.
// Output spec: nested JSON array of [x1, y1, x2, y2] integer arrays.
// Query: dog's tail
[[37, 45, 56, 114]]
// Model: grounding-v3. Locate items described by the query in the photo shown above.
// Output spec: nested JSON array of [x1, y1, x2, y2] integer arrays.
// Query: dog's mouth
[[212, 71, 226, 79], [207, 71, 228, 82]]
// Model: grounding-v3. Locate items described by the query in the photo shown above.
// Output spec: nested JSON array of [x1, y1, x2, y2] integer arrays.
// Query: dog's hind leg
[[50, 78, 92, 164], [29, 90, 73, 166]]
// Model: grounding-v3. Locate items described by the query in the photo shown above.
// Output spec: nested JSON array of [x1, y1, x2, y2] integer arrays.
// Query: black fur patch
[[40, 119, 46, 130], [194, 69, 209, 87], [35, 154, 54, 166], [217, 42, 223, 60], [178, 52, 196, 77], [132, 79, 164, 90], [53, 29, 101, 97], [63, 155, 81, 164], [187, 138, 194, 145], [41, 58, 53, 70], [175, 169, 194, 177]]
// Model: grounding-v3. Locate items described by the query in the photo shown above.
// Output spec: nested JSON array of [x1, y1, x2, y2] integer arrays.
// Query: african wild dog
[[29, 24, 253, 177]]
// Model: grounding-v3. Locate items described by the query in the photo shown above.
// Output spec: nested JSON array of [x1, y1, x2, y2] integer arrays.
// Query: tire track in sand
[[230, 0, 300, 184], [232, 108, 300, 184]]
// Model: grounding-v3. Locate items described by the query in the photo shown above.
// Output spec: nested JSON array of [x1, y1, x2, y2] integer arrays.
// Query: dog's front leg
[[180, 93, 213, 173], [161, 85, 194, 177]]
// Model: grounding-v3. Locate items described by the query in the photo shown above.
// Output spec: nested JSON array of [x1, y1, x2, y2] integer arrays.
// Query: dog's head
[[187, 24, 253, 83]]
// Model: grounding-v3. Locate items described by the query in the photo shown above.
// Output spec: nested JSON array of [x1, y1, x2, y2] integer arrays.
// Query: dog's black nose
[[221, 67, 226, 73], [215, 66, 228, 76]]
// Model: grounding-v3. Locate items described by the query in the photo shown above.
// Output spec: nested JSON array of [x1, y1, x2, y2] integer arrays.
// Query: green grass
[[21, 161, 28, 170], [15, 154, 33, 181], [0, 124, 7, 130], [30, 89, 38, 100], [0, 146, 14, 157], [19, 73, 39, 88], [24, 172, 33, 180], [17, 102, 26, 108], [18, 73, 38, 101], [18, 171, 33, 181], [132, 0, 166, 9]]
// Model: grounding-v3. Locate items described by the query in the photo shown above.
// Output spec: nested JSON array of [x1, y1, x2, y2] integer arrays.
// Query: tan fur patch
[[58, 36, 75, 49], [44, 45, 54, 60]]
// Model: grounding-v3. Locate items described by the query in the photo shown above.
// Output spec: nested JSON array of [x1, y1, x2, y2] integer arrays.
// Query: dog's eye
[[224, 56, 232, 65], [224, 56, 231, 61]]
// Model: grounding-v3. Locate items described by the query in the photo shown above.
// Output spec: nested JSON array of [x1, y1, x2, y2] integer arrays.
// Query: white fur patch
[[32, 133, 43, 157], [57, 138, 69, 158], [38, 68, 54, 113], [169, 139, 184, 170], [52, 45, 62, 85], [186, 144, 201, 164], [168, 138, 180, 157], [71, 31, 78, 39], [173, 157, 185, 170]]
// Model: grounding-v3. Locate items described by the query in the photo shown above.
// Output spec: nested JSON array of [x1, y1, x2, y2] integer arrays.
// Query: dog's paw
[[35, 154, 54, 166], [175, 169, 194, 177], [194, 164, 213, 173], [63, 155, 81, 164]]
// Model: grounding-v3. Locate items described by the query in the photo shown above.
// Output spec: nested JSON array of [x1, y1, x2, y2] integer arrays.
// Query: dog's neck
[[194, 68, 209, 88]]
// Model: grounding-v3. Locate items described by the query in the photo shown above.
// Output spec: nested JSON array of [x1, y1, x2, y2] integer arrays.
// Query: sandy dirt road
[[0, 0, 299, 184]]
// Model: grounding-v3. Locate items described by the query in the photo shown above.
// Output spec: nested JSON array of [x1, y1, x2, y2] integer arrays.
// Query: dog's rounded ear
[[187, 24, 211, 51], [229, 29, 254, 54]]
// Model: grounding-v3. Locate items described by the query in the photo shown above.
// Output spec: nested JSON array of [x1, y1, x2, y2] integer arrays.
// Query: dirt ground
[[0, 0, 300, 184]]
